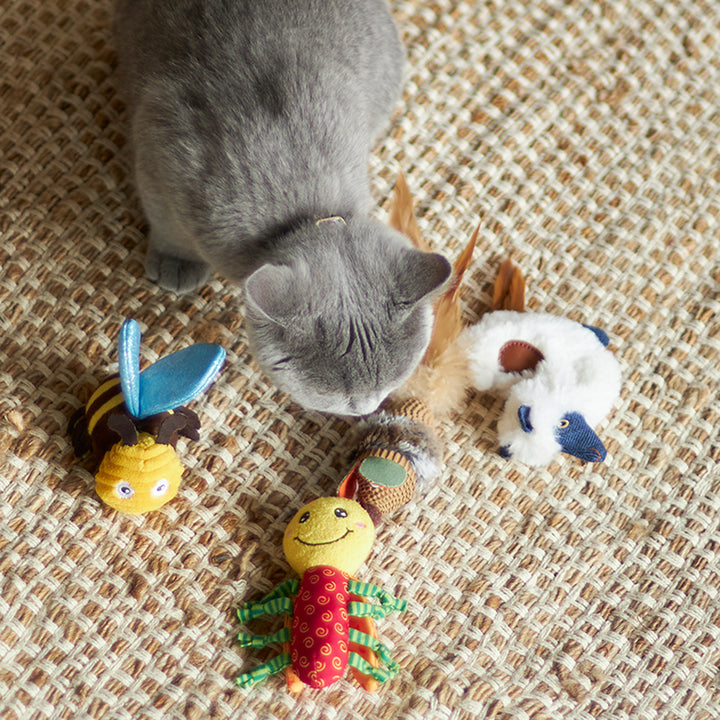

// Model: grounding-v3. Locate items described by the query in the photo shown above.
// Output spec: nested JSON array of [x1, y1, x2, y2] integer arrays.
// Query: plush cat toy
[[235, 496, 407, 691], [462, 306, 621, 465], [70, 319, 225, 513], [452, 259, 621, 466]]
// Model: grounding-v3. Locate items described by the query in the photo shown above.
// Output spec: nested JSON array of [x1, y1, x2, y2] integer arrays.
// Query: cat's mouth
[[345, 397, 384, 416]]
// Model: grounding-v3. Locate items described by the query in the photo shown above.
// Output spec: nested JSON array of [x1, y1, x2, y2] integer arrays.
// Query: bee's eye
[[558, 419, 570, 429], [334, 508, 348, 518], [299, 512, 310, 523], [116, 481, 135, 498], [152, 478, 170, 497]]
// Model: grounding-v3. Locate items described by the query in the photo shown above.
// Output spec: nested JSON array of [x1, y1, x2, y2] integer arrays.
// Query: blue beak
[[555, 412, 606, 462]]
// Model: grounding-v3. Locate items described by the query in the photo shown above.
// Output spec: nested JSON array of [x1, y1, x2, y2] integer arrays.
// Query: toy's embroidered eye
[[558, 419, 570, 429], [152, 478, 170, 497], [334, 508, 348, 518], [116, 481, 135, 498], [299, 512, 310, 523]]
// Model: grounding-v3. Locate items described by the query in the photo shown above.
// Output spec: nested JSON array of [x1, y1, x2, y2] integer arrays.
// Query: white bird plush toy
[[461, 263, 622, 466]]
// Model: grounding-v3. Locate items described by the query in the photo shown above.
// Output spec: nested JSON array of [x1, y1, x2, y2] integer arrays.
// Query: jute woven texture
[[2, 0, 719, 718]]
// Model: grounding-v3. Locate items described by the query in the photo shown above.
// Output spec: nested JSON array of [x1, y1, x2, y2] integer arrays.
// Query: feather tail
[[389, 169, 428, 250], [387, 171, 478, 417], [423, 225, 477, 364], [492, 258, 526, 312]]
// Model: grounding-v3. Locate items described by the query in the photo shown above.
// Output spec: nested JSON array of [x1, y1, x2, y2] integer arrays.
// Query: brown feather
[[389, 170, 428, 250], [422, 225, 477, 364], [387, 176, 478, 417], [492, 258, 526, 312], [394, 333, 474, 418], [395, 226, 478, 418]]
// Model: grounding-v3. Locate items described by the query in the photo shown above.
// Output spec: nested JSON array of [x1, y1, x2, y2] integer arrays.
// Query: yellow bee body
[[95, 433, 184, 514], [70, 319, 225, 514], [71, 374, 200, 514]]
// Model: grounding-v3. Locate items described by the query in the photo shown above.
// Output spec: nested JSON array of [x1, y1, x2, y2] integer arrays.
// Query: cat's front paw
[[145, 249, 211, 293]]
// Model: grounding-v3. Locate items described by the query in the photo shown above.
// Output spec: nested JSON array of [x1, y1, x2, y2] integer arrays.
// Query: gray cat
[[114, 0, 451, 415]]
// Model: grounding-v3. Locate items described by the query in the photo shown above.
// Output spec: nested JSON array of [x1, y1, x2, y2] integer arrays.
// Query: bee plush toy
[[71, 319, 225, 514]]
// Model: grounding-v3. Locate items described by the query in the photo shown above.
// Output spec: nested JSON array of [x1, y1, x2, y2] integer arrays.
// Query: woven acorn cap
[[380, 396, 435, 428], [351, 397, 441, 517], [355, 445, 416, 483], [353, 447, 417, 517], [356, 470, 416, 517]]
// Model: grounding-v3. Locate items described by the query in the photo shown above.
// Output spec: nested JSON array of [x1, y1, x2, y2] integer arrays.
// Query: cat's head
[[243, 219, 451, 416]]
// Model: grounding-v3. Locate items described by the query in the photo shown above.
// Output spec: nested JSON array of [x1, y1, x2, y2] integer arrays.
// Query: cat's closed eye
[[272, 356, 294, 370]]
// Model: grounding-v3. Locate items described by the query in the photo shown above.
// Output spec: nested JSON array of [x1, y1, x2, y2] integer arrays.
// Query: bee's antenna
[[156, 413, 189, 447], [107, 413, 139, 446]]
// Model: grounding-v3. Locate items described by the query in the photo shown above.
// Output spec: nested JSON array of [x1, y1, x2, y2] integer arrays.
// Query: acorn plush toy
[[235, 496, 407, 691], [338, 173, 476, 522], [70, 319, 225, 513]]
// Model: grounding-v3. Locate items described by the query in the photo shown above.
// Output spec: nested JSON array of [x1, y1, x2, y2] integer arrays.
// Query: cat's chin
[[341, 396, 387, 417], [273, 382, 387, 417], [298, 395, 386, 418]]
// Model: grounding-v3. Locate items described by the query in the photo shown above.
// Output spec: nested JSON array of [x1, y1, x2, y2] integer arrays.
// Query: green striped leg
[[348, 594, 407, 620], [237, 626, 291, 649], [347, 651, 398, 684], [348, 600, 393, 620], [348, 627, 400, 674], [237, 578, 299, 622], [235, 581, 299, 688], [236, 652, 292, 688], [347, 580, 408, 614], [237, 595, 294, 623]]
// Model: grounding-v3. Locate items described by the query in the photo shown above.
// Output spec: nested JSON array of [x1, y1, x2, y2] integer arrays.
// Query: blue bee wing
[[132, 343, 225, 420], [136, 343, 226, 419], [118, 319, 142, 417], [118, 319, 225, 419]]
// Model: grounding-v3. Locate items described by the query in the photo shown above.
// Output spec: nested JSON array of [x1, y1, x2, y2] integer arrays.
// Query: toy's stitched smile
[[294, 528, 352, 546]]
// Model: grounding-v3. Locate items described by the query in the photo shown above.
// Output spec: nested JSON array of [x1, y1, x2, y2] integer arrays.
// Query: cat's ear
[[395, 250, 452, 307], [245, 264, 297, 326]]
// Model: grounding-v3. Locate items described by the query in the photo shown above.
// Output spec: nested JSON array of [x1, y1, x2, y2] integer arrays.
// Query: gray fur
[[114, 0, 451, 415]]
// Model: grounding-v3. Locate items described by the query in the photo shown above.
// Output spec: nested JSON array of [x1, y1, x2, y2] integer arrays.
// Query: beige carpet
[[2, 0, 720, 718]]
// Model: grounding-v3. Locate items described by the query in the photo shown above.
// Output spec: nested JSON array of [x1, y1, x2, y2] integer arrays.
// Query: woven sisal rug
[[2, 0, 720, 718]]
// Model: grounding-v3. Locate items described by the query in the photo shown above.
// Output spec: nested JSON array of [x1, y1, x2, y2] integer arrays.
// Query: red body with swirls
[[290, 565, 350, 688]]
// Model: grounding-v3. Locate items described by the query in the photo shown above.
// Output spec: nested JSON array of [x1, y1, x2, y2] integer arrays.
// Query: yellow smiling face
[[283, 497, 375, 576]]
